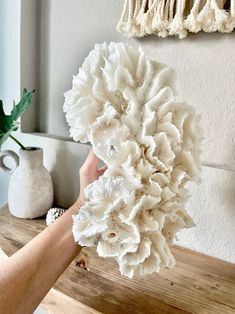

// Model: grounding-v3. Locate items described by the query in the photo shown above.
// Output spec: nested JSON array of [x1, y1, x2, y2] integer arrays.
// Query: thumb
[[82, 149, 99, 171]]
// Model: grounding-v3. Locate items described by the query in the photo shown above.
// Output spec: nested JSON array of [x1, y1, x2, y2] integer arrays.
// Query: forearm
[[0, 203, 82, 314]]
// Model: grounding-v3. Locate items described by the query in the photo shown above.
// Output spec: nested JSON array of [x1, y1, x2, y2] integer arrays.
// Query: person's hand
[[75, 149, 107, 209]]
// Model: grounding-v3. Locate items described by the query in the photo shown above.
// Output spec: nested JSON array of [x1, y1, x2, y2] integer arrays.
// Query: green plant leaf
[[0, 89, 35, 148]]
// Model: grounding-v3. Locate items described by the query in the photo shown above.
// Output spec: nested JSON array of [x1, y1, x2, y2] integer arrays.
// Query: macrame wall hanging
[[64, 42, 203, 278], [117, 0, 235, 38]]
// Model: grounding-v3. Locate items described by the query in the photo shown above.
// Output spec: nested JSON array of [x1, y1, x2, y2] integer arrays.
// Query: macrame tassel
[[152, 0, 165, 36], [136, 0, 148, 36], [197, 0, 228, 32], [116, 0, 235, 38], [184, 0, 202, 32], [153, 0, 171, 38], [168, 0, 187, 38], [158, 0, 171, 37], [197, 0, 216, 32], [135, 0, 158, 36], [222, 0, 235, 32], [132, 0, 143, 35], [117, 0, 129, 34], [166, 0, 175, 30], [169, 0, 176, 21], [117, 0, 141, 37], [146, 0, 157, 34], [212, 0, 229, 32]]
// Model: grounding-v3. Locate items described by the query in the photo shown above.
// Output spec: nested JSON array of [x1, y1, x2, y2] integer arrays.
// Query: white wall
[[0, 0, 21, 206], [0, 0, 234, 265], [0, 0, 20, 104]]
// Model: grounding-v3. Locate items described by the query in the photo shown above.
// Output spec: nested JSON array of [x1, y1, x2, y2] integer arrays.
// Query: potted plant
[[0, 89, 53, 218]]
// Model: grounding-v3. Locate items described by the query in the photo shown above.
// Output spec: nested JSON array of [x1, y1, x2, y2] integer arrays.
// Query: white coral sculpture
[[117, 0, 234, 38], [64, 42, 203, 278]]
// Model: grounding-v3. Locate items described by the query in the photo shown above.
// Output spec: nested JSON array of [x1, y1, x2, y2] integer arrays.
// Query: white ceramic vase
[[0, 147, 53, 218]]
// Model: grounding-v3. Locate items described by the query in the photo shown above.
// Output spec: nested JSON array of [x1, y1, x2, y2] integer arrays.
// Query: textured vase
[[0, 147, 53, 218]]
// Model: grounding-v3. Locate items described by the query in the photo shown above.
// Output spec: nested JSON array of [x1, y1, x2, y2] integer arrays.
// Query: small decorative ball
[[46, 207, 67, 226]]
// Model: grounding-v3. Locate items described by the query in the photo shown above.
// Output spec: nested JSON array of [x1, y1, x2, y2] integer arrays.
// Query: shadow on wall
[[219, 169, 235, 216], [219, 144, 235, 215], [0, 171, 10, 207], [136, 30, 235, 49], [50, 141, 91, 208], [177, 164, 235, 264]]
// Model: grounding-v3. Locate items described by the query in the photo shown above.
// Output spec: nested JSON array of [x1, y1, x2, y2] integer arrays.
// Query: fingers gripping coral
[[64, 42, 202, 278]]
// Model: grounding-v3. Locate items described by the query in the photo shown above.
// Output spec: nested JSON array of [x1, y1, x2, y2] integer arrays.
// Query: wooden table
[[0, 204, 235, 314]]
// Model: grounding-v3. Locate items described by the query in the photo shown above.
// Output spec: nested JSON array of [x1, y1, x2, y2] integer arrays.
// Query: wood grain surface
[[0, 204, 235, 314]]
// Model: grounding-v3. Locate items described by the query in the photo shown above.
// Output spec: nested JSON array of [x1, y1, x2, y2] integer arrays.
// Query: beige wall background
[[0, 0, 235, 264]]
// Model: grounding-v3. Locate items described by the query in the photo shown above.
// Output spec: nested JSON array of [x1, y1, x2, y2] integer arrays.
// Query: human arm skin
[[0, 150, 107, 314]]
